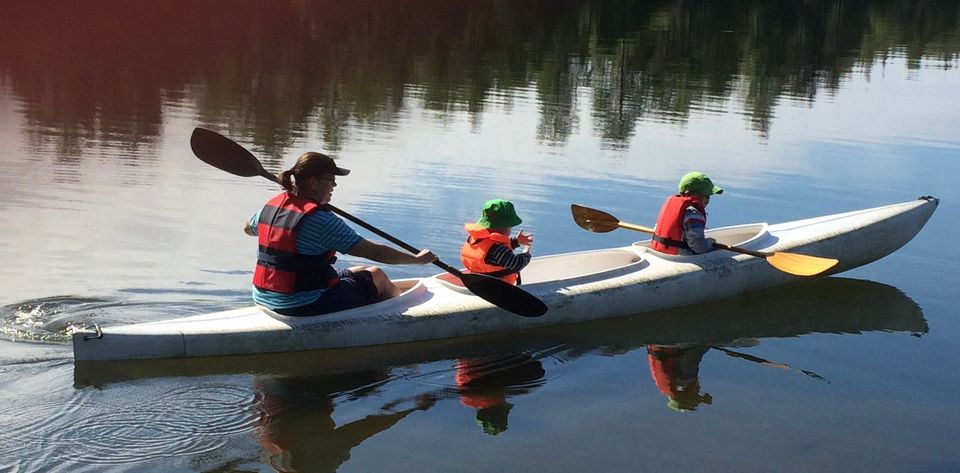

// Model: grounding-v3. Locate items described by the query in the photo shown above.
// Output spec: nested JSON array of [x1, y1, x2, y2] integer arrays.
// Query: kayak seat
[[633, 223, 768, 252], [433, 249, 644, 288]]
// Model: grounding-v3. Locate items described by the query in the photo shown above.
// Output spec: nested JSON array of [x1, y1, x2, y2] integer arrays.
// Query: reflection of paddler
[[255, 370, 435, 473], [647, 345, 713, 412], [455, 355, 545, 435]]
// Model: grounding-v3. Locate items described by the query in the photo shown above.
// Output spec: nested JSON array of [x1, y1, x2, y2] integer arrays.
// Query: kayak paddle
[[570, 204, 838, 277], [712, 346, 827, 382], [189, 127, 548, 318]]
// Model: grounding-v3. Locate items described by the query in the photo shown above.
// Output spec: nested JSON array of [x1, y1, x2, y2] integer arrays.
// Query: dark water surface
[[1, 1, 959, 472]]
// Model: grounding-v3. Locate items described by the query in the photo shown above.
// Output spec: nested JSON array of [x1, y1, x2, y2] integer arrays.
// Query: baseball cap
[[678, 172, 722, 196]]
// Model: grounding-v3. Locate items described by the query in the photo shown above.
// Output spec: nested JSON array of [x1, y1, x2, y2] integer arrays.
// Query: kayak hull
[[74, 277, 927, 387], [72, 197, 938, 361]]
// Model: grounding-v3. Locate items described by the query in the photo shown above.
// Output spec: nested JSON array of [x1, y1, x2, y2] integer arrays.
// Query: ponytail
[[278, 169, 296, 192], [278, 151, 346, 195]]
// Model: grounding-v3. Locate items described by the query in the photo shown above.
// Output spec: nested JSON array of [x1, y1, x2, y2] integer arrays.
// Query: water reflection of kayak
[[72, 198, 938, 362], [563, 275, 927, 350], [74, 277, 925, 388]]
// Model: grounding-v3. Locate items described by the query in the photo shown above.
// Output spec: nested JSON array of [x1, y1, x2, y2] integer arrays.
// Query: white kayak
[[72, 196, 939, 362], [73, 277, 927, 387]]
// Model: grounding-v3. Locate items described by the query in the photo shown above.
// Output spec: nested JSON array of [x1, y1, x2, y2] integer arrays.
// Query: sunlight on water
[[0, 297, 112, 343]]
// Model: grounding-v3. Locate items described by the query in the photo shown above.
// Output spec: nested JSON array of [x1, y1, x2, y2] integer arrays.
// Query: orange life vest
[[651, 195, 707, 255], [456, 358, 508, 409], [460, 223, 519, 285]]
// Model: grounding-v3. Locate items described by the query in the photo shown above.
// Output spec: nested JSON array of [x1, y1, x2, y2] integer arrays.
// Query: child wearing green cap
[[650, 171, 724, 255], [460, 199, 534, 285]]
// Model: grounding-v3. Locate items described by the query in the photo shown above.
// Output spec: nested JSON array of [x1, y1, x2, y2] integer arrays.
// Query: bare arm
[[348, 239, 436, 265], [243, 220, 256, 236]]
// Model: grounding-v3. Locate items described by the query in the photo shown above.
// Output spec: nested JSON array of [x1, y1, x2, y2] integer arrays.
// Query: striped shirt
[[485, 239, 532, 272], [248, 208, 362, 309], [679, 205, 715, 255]]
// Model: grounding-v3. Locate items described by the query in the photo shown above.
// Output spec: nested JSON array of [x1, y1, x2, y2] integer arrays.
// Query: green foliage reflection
[[0, 0, 957, 159]]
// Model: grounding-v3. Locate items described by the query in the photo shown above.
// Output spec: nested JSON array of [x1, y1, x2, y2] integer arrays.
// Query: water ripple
[[0, 382, 259, 467]]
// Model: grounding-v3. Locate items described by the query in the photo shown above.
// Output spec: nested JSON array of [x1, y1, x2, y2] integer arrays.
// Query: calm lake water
[[2, 1, 959, 472]]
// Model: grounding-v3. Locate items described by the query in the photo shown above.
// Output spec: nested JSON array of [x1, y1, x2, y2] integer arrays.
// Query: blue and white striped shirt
[[248, 208, 362, 309], [485, 240, 532, 271], [679, 206, 715, 255]]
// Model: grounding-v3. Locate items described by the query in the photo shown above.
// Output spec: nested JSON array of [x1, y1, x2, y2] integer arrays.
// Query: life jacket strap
[[652, 235, 690, 250], [257, 247, 334, 271]]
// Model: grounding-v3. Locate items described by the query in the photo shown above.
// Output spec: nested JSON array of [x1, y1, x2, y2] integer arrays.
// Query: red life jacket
[[647, 345, 682, 396], [253, 193, 340, 294], [650, 195, 707, 255], [460, 223, 519, 285]]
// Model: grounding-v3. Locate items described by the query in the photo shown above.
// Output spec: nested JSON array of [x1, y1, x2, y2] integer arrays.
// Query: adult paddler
[[243, 152, 437, 316]]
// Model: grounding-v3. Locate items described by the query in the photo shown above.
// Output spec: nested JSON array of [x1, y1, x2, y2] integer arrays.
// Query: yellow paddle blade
[[765, 252, 839, 276]]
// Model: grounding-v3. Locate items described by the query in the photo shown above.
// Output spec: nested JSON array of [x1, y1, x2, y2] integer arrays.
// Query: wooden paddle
[[712, 346, 827, 382], [189, 127, 548, 318], [570, 204, 838, 277]]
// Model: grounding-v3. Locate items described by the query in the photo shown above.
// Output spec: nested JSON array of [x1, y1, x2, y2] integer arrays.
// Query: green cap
[[667, 391, 713, 412], [475, 403, 511, 435], [476, 199, 522, 229], [678, 172, 723, 197]]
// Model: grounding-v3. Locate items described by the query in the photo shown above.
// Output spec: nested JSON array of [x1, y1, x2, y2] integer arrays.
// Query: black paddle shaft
[[325, 204, 464, 276]]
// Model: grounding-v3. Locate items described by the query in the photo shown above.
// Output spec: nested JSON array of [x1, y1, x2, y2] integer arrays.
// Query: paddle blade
[[191, 127, 271, 178], [570, 204, 621, 233], [765, 252, 839, 276], [460, 273, 548, 318]]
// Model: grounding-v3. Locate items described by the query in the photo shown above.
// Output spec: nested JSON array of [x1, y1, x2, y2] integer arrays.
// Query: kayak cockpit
[[632, 223, 769, 255], [434, 248, 644, 289], [261, 277, 431, 322]]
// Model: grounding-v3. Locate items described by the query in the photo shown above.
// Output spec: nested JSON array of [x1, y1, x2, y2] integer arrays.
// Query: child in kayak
[[460, 199, 533, 285], [651, 171, 723, 255]]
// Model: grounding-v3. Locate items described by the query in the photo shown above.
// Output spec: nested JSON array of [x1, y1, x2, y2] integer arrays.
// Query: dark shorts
[[274, 269, 378, 317]]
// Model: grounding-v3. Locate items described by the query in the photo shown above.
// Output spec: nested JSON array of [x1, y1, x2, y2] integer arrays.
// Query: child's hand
[[516, 229, 534, 247]]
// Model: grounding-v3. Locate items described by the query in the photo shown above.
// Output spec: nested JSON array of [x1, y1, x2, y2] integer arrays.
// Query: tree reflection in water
[[2, 0, 957, 159]]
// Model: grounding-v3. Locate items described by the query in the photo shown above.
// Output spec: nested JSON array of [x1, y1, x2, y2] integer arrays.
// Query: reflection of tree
[[1, 0, 957, 159]]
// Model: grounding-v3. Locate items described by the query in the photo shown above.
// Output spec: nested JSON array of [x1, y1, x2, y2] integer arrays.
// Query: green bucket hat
[[475, 403, 512, 435], [476, 199, 523, 229], [678, 172, 723, 197], [667, 391, 712, 412]]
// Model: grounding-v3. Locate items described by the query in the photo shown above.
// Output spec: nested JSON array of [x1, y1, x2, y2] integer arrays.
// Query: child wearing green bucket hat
[[650, 171, 723, 255], [460, 199, 534, 285]]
